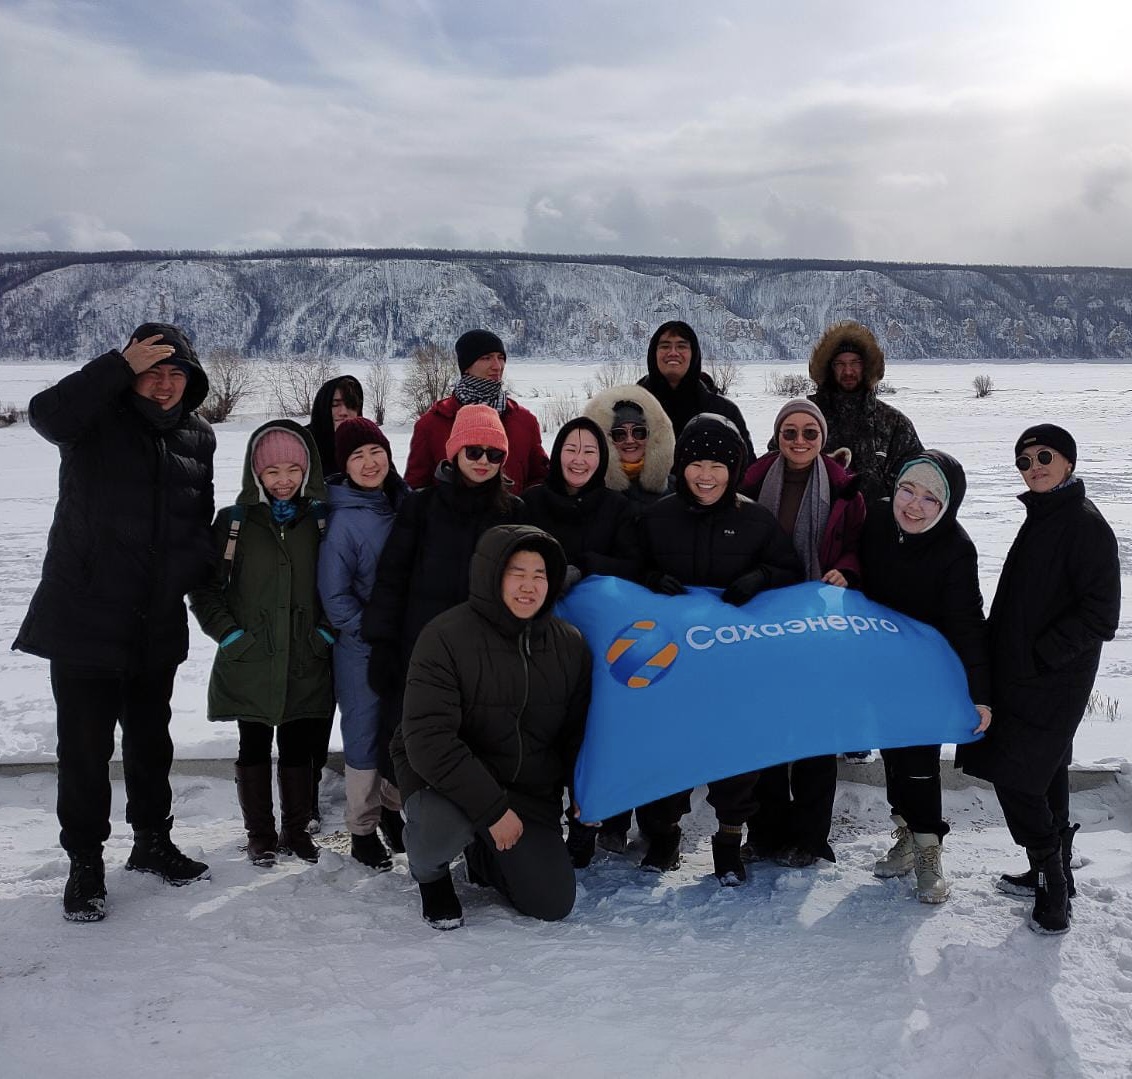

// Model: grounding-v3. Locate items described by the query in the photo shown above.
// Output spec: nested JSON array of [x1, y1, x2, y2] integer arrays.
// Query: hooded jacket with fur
[[806, 321, 922, 507], [582, 384, 675, 506]]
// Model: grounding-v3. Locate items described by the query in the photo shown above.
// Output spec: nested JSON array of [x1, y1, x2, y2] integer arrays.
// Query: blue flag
[[557, 578, 982, 822]]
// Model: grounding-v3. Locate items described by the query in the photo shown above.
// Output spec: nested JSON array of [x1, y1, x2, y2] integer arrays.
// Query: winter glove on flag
[[721, 569, 768, 607], [644, 571, 688, 596]]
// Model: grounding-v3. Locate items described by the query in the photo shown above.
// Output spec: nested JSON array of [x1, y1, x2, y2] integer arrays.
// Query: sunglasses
[[611, 425, 649, 443], [1015, 449, 1055, 471], [463, 445, 506, 464], [780, 426, 822, 443]]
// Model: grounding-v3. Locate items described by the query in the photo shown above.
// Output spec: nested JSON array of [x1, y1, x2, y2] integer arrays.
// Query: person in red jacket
[[404, 330, 549, 493]]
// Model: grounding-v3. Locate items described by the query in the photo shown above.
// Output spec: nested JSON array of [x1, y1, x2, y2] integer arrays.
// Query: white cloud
[[2, 2, 1132, 265]]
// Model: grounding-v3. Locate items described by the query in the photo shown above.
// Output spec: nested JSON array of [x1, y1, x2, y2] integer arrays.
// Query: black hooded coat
[[521, 417, 637, 578], [391, 525, 593, 830], [306, 375, 363, 479], [637, 321, 754, 461], [859, 450, 991, 706], [14, 324, 216, 673]]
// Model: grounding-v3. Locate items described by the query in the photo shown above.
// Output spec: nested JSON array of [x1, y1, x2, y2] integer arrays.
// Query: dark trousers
[[237, 717, 323, 767], [994, 756, 1071, 851], [747, 755, 838, 858], [52, 661, 177, 855], [404, 789, 575, 921], [633, 771, 762, 835], [880, 744, 949, 840]]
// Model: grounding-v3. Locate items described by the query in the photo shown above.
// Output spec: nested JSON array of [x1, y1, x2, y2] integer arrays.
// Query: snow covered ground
[[1, 359, 1131, 1077]]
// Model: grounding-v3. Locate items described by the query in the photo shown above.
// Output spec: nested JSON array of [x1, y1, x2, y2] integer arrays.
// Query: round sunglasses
[[1015, 449, 1055, 471], [611, 425, 649, 443]]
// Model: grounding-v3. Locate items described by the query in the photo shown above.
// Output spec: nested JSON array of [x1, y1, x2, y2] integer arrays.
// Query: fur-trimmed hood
[[809, 321, 885, 391], [582, 384, 675, 495]]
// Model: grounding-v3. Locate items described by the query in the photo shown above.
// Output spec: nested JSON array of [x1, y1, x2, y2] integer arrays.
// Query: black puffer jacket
[[859, 451, 990, 705], [392, 525, 593, 829], [637, 321, 754, 461], [522, 417, 637, 579], [362, 463, 527, 681], [958, 479, 1120, 793], [15, 337, 215, 673], [638, 415, 802, 590]]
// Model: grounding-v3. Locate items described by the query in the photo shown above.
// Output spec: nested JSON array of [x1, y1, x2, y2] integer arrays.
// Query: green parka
[[189, 420, 333, 725]]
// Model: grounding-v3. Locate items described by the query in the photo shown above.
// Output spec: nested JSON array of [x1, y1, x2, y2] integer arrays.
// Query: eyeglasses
[[780, 426, 822, 443], [611, 425, 649, 443], [463, 445, 506, 464], [1015, 449, 1054, 471]]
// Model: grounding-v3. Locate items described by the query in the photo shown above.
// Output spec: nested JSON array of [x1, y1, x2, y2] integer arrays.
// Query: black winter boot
[[1027, 845, 1070, 936], [640, 826, 681, 873], [566, 818, 598, 869], [277, 765, 320, 863], [419, 870, 464, 930], [63, 851, 107, 922], [235, 763, 277, 867], [308, 767, 322, 835], [125, 818, 210, 885], [379, 805, 406, 854], [711, 834, 747, 886], [1060, 823, 1080, 903], [350, 832, 393, 871]]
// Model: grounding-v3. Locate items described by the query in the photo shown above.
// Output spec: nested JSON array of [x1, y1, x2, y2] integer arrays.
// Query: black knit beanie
[[1015, 424, 1076, 467], [455, 330, 506, 374], [674, 413, 746, 477]]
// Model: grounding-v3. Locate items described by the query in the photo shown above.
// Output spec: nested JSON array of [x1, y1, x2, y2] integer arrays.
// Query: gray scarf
[[757, 455, 830, 581], [453, 373, 507, 414]]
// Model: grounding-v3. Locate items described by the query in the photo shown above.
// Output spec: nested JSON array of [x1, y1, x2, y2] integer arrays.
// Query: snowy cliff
[[1, 251, 1131, 361]]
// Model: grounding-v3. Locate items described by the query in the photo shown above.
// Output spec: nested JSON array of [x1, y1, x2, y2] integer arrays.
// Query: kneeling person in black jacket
[[393, 526, 593, 930]]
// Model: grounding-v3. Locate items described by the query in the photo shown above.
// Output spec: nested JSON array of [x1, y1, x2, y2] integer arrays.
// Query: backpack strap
[[220, 505, 246, 584]]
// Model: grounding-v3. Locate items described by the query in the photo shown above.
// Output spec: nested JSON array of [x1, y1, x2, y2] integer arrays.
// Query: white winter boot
[[873, 814, 914, 878], [912, 833, 950, 904]]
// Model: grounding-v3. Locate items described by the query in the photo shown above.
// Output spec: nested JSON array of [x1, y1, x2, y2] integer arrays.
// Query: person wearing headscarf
[[860, 452, 992, 905]]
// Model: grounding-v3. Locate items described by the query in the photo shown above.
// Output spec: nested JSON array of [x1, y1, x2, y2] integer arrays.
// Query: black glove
[[368, 641, 403, 698], [559, 564, 583, 597], [721, 569, 767, 607], [645, 571, 687, 596]]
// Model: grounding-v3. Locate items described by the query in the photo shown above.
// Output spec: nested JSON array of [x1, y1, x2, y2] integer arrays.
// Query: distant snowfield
[[1, 360, 1131, 1079]]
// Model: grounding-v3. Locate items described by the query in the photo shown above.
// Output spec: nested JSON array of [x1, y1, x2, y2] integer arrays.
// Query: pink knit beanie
[[252, 428, 309, 476], [445, 404, 509, 463]]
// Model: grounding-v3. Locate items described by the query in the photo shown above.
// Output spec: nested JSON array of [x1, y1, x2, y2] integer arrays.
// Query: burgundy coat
[[739, 452, 865, 585], [404, 395, 549, 493]]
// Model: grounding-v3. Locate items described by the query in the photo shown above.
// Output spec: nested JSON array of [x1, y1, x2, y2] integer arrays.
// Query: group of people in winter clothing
[[17, 319, 1119, 941]]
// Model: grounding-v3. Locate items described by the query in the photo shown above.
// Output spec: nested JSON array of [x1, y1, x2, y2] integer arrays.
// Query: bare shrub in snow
[[0, 401, 28, 427], [400, 342, 457, 420], [973, 374, 994, 398], [705, 354, 740, 396], [364, 359, 392, 424], [1086, 690, 1121, 722], [263, 353, 336, 418], [539, 388, 583, 433], [199, 348, 259, 423], [584, 359, 639, 396], [765, 371, 815, 397]]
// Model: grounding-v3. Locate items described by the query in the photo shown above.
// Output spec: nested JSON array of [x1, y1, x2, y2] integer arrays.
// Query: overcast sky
[[2, 0, 1130, 265]]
